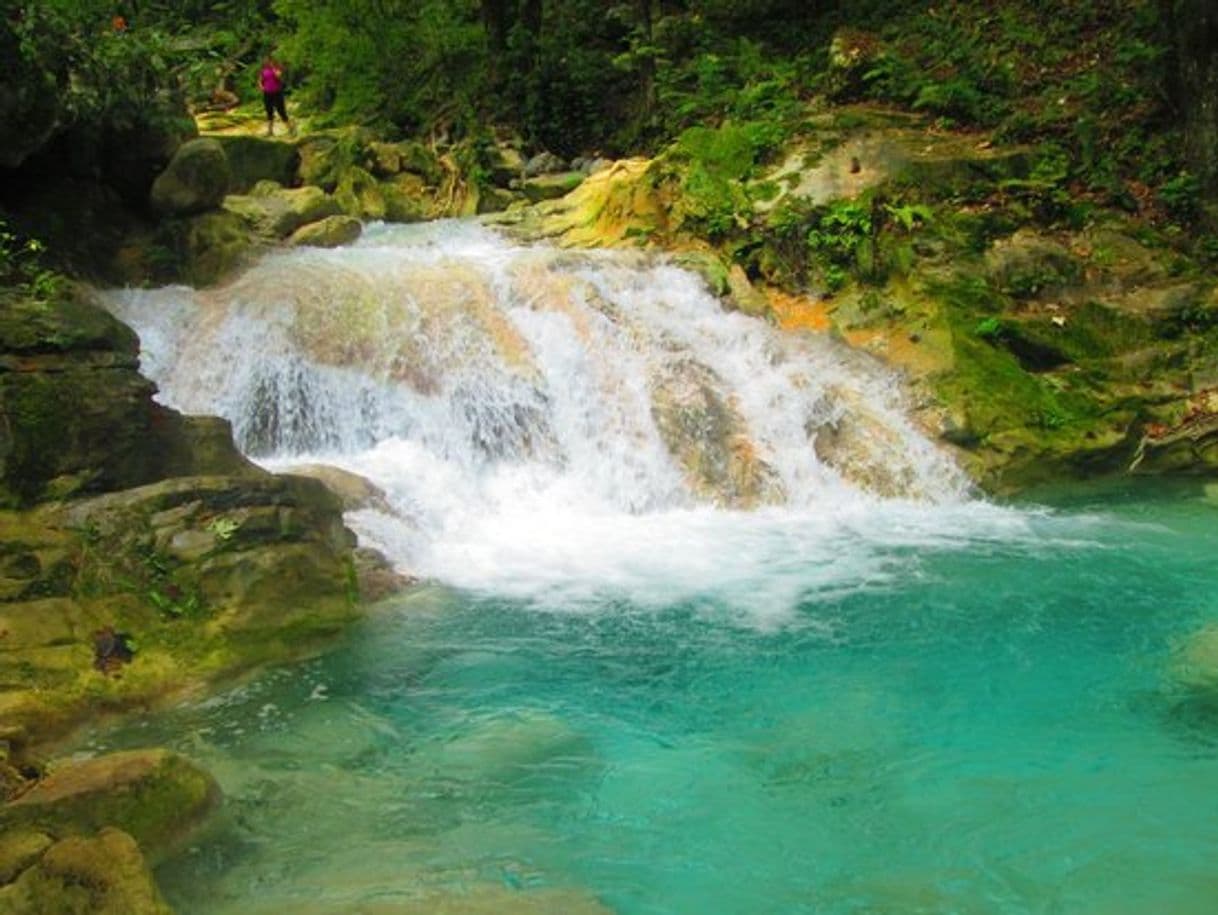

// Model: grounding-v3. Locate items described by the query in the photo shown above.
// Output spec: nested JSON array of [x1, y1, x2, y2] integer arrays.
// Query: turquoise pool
[[83, 481, 1218, 914]]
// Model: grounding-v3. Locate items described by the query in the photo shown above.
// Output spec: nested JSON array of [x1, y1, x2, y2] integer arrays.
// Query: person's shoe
[[265, 124, 273, 137]]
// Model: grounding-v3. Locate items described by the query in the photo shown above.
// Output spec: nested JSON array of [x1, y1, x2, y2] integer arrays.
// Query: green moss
[[1, 751, 217, 854]]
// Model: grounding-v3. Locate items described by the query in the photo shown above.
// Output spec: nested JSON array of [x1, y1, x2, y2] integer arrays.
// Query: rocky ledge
[[0, 286, 406, 911]]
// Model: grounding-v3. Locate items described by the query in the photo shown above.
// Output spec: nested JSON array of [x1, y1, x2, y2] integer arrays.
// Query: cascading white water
[[104, 221, 1033, 623]]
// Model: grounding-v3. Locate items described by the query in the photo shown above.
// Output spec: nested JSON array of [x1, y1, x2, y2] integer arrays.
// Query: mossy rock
[[294, 128, 377, 191], [382, 173, 434, 222], [0, 294, 157, 507], [476, 186, 518, 215], [211, 135, 300, 193], [672, 250, 732, 297], [224, 186, 342, 238], [334, 166, 387, 220], [366, 138, 443, 182], [0, 827, 171, 914], [0, 473, 357, 750], [173, 208, 261, 286], [289, 215, 362, 248], [984, 230, 1082, 299], [486, 144, 526, 187], [0, 829, 52, 883], [521, 172, 586, 203], [0, 289, 138, 360], [149, 138, 230, 216], [2, 750, 217, 856]]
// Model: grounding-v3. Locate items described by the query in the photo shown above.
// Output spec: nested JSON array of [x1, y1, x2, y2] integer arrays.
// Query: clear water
[[83, 481, 1218, 915]]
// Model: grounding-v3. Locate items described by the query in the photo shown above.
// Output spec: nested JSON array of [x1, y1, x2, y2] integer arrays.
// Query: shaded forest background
[[2, 0, 1218, 231]]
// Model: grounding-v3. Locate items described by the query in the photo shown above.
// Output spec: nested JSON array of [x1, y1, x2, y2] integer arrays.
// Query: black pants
[[263, 90, 288, 121]]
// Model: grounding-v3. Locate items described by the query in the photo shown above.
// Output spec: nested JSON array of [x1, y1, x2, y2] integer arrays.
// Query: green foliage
[[1160, 172, 1204, 223], [807, 201, 873, 273], [0, 221, 64, 302], [974, 316, 1005, 339], [6, 2, 186, 136]]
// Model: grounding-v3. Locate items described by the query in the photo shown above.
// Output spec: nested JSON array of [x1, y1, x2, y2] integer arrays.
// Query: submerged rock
[[410, 710, 597, 786], [1168, 624, 1218, 691]]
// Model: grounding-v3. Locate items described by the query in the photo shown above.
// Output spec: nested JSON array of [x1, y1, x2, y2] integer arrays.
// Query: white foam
[[100, 221, 1060, 625]]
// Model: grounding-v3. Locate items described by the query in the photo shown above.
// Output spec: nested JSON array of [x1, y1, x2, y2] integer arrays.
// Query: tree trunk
[[1168, 0, 1218, 194], [482, 0, 513, 53]]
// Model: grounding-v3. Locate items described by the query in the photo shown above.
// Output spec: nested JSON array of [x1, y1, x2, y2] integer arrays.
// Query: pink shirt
[[260, 66, 283, 94]]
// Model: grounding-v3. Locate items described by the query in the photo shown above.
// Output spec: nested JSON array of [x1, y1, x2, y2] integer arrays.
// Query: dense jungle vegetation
[[3, 0, 1218, 287]]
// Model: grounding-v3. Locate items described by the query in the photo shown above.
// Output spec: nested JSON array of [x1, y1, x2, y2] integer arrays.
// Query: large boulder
[[0, 290, 253, 507], [224, 185, 342, 238], [149, 138, 230, 216], [2, 750, 217, 855], [211, 135, 300, 193]]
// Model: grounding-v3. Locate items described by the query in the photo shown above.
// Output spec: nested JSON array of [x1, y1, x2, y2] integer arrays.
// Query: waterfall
[[104, 221, 991, 620]]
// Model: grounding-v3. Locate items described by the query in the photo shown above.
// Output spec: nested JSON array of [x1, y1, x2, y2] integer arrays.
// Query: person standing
[[260, 56, 293, 137]]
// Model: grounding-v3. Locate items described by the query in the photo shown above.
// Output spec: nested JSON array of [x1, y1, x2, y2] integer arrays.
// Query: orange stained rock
[[769, 290, 832, 333]]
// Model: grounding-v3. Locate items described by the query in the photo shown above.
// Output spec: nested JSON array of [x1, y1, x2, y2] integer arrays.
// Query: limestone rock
[[211, 135, 300, 193], [525, 151, 567, 177], [650, 359, 784, 508], [3, 750, 217, 855], [0, 471, 359, 749], [0, 290, 256, 506], [295, 130, 375, 191], [296, 135, 344, 190], [476, 186, 519, 214], [383, 173, 434, 222], [368, 141, 403, 177], [393, 140, 443, 184], [163, 208, 260, 287], [520, 172, 585, 203], [0, 291, 148, 507], [985, 230, 1082, 299], [289, 215, 363, 248], [352, 547, 413, 603], [283, 464, 392, 513], [0, 829, 51, 883], [0, 828, 171, 914], [224, 186, 342, 238], [335, 166, 387, 220], [725, 264, 773, 319], [149, 138, 230, 216], [487, 145, 526, 186]]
